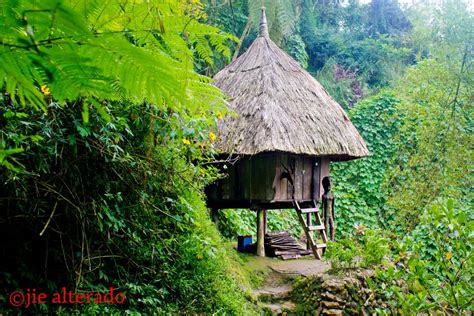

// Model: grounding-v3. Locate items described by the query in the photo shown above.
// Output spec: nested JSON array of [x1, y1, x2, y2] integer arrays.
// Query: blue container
[[237, 235, 253, 252]]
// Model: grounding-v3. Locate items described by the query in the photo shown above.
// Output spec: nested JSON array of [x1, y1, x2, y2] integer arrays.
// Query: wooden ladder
[[294, 200, 328, 260]]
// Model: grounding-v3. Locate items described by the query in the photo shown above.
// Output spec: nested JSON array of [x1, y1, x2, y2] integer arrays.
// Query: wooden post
[[263, 209, 268, 235], [256, 209, 266, 257], [306, 212, 312, 250]]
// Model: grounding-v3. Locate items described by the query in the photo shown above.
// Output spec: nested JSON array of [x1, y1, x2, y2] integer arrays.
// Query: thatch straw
[[214, 8, 369, 161]]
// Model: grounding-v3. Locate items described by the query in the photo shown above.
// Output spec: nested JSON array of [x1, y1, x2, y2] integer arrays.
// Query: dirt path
[[249, 257, 330, 314]]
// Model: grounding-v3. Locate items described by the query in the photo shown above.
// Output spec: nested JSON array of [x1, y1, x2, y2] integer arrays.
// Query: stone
[[260, 301, 296, 315], [321, 300, 341, 308], [356, 269, 375, 281], [342, 276, 359, 286], [321, 308, 343, 315], [321, 279, 346, 292], [320, 292, 345, 303]]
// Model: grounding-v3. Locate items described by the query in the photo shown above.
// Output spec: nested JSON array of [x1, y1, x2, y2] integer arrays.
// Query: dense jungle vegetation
[[0, 0, 472, 314]]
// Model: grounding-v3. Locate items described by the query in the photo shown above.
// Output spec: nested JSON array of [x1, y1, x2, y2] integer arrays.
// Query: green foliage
[[326, 229, 391, 273], [338, 36, 410, 88], [285, 34, 309, 69], [206, 0, 413, 107], [246, 0, 297, 45], [325, 239, 361, 272], [266, 210, 302, 238], [218, 209, 256, 239], [331, 93, 403, 236], [0, 0, 238, 171], [319, 199, 471, 313], [0, 1, 255, 314], [298, 0, 412, 106], [367, 0, 412, 36], [316, 59, 365, 108], [0, 100, 256, 314], [331, 2, 473, 235], [401, 200, 473, 313], [385, 3, 473, 227], [290, 276, 323, 314], [0, 0, 235, 111], [360, 229, 391, 267], [372, 199, 473, 314], [218, 209, 302, 240]]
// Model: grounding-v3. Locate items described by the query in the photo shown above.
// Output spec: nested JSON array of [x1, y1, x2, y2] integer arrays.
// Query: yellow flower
[[182, 138, 191, 145], [41, 85, 50, 95], [217, 112, 224, 120], [209, 131, 216, 142], [446, 251, 453, 260]]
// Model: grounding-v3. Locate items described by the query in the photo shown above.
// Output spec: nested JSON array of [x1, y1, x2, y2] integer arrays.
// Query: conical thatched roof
[[214, 8, 369, 161]]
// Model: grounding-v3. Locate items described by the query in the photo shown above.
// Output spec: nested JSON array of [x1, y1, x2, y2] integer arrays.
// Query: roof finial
[[259, 7, 269, 38]]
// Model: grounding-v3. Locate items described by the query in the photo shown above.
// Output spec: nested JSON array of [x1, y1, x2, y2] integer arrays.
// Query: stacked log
[[265, 231, 311, 260]]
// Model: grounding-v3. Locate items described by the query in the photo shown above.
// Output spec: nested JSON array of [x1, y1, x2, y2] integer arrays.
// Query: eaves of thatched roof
[[214, 8, 369, 161]]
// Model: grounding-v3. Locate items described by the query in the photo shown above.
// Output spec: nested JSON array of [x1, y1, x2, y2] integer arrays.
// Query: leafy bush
[[402, 199, 473, 312], [326, 228, 391, 272], [0, 1, 254, 314], [359, 229, 391, 267], [218, 209, 302, 241], [370, 199, 473, 314], [325, 239, 361, 272], [0, 102, 256, 314], [217, 209, 256, 239], [331, 93, 403, 236], [385, 58, 473, 230]]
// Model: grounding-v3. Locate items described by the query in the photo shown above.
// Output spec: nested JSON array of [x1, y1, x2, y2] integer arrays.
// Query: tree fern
[[0, 0, 235, 111], [0, 0, 236, 170]]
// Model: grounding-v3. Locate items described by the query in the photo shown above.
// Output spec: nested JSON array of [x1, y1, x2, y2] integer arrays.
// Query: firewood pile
[[265, 231, 311, 260]]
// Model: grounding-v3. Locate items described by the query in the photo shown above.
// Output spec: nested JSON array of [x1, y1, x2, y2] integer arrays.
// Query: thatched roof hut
[[214, 8, 368, 160], [206, 7, 368, 212], [207, 8, 369, 258]]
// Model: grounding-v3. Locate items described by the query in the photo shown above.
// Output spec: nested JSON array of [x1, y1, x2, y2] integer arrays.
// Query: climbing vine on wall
[[331, 93, 404, 236]]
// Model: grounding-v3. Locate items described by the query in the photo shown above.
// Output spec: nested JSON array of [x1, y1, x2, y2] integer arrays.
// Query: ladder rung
[[316, 243, 327, 248], [300, 208, 318, 214], [308, 225, 325, 231]]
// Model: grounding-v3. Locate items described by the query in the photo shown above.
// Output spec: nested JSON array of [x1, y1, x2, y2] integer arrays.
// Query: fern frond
[[0, 0, 234, 117]]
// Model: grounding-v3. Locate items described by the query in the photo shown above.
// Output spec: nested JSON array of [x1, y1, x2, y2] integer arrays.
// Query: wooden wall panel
[[293, 156, 303, 200], [237, 158, 252, 200], [311, 157, 321, 201], [272, 154, 282, 201], [206, 153, 330, 206], [280, 154, 289, 200], [221, 161, 235, 200], [302, 157, 313, 200], [287, 155, 295, 199], [250, 155, 277, 200], [265, 155, 277, 200], [250, 156, 265, 200]]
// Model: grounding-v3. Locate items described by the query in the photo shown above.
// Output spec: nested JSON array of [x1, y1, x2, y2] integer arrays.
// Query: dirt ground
[[244, 255, 330, 278]]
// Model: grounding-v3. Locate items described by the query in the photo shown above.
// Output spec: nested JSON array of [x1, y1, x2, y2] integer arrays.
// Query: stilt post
[[256, 209, 266, 257]]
